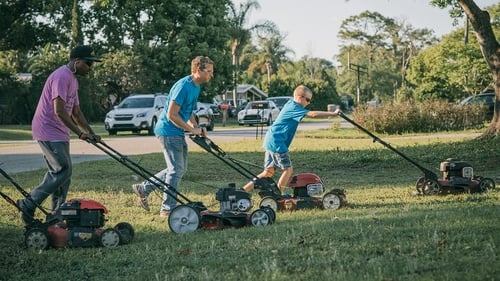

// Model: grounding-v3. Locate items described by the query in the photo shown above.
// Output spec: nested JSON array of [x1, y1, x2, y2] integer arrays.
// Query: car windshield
[[268, 98, 290, 108], [246, 102, 269, 109], [118, 97, 154, 109]]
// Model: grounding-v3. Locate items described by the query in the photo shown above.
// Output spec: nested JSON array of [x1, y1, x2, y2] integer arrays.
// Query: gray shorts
[[264, 150, 292, 170]]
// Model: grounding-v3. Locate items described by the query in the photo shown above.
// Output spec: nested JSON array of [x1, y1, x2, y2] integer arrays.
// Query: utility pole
[[347, 52, 368, 104]]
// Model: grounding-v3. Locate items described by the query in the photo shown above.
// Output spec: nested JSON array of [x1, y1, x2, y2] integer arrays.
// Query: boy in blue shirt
[[242, 85, 340, 194]]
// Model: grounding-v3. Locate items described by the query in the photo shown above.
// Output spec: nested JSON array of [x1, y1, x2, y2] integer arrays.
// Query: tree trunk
[[457, 0, 500, 138], [231, 40, 239, 108]]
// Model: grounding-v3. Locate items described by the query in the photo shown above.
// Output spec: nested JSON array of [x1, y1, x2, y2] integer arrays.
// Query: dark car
[[266, 96, 293, 110], [459, 92, 495, 119]]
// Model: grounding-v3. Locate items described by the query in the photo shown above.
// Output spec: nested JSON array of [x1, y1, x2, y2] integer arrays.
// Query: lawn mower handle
[[338, 112, 438, 181], [0, 167, 51, 216], [84, 138, 193, 205]]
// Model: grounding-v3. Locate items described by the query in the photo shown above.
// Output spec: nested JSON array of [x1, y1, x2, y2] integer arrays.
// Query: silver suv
[[104, 94, 167, 135]]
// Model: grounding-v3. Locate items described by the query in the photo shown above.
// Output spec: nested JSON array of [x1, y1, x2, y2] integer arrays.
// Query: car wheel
[[148, 117, 157, 136], [207, 118, 214, 131], [108, 129, 117, 136]]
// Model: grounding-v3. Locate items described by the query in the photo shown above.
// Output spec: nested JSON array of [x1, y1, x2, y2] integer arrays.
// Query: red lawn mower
[[338, 112, 496, 195], [0, 168, 135, 250], [189, 135, 348, 212], [88, 140, 275, 234]]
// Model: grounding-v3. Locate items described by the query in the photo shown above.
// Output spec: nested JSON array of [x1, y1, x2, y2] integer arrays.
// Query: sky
[[232, 0, 498, 61]]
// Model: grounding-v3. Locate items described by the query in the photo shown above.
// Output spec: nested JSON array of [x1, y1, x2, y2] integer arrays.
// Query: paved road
[[0, 121, 336, 174]]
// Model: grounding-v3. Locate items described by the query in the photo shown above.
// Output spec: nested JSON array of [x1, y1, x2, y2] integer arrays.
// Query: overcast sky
[[232, 0, 498, 61]]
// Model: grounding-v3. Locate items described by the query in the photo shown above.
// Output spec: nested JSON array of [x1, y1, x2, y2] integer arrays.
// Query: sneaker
[[16, 199, 35, 227], [132, 184, 150, 212], [160, 210, 170, 218]]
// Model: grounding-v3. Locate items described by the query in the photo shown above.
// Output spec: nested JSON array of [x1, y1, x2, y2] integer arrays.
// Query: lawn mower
[[189, 135, 347, 212], [87, 139, 275, 234], [338, 112, 496, 195], [0, 167, 135, 250]]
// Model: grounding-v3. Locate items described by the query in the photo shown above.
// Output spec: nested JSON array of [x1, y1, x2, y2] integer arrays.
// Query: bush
[[352, 101, 487, 134]]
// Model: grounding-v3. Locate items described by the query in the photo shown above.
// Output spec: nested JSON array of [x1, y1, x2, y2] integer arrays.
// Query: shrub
[[352, 101, 487, 134]]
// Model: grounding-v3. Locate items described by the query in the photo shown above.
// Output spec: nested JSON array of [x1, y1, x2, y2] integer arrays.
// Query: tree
[[337, 11, 436, 104], [226, 0, 276, 105], [432, 0, 500, 137], [406, 30, 491, 101], [240, 32, 294, 92]]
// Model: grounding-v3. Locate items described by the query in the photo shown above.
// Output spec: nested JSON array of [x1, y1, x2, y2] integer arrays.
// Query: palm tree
[[226, 0, 276, 106], [247, 34, 294, 90]]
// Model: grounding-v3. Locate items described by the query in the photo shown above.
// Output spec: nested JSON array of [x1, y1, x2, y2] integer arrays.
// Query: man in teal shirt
[[132, 56, 214, 217]]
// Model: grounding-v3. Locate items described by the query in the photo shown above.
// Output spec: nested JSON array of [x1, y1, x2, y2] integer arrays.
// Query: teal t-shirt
[[154, 75, 200, 136], [263, 100, 308, 153]]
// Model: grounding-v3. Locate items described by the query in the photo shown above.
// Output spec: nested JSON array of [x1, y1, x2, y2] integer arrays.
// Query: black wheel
[[479, 177, 495, 192], [422, 179, 440, 195], [259, 196, 278, 212], [108, 129, 117, 136], [322, 192, 342, 210], [100, 228, 121, 247], [148, 117, 157, 136], [415, 177, 426, 194], [114, 222, 135, 245], [207, 118, 215, 131], [250, 209, 271, 226], [24, 228, 49, 250], [260, 206, 276, 223], [168, 205, 201, 234], [236, 198, 252, 212]]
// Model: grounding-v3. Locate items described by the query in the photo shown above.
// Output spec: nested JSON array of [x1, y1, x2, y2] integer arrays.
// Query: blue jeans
[[142, 135, 187, 211], [24, 141, 72, 212]]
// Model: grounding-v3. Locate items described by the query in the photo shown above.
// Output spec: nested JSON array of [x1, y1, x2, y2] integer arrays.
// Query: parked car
[[266, 96, 293, 110], [194, 102, 215, 131], [222, 99, 247, 117], [237, 100, 280, 126], [104, 94, 167, 135], [459, 92, 495, 119]]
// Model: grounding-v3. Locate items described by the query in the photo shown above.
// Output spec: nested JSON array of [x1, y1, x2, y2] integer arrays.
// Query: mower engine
[[54, 199, 108, 247], [216, 184, 253, 212], [439, 158, 473, 186], [289, 173, 324, 197]]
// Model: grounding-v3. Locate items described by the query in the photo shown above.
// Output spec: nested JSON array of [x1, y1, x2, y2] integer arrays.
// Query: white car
[[104, 94, 167, 135], [193, 102, 215, 131], [237, 100, 280, 126]]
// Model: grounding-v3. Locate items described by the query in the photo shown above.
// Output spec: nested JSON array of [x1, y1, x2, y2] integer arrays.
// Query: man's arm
[[166, 101, 205, 136]]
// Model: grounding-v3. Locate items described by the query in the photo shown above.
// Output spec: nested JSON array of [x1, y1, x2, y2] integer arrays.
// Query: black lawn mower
[[338, 112, 496, 195], [87, 139, 275, 234], [189, 135, 347, 212], [0, 167, 135, 250]]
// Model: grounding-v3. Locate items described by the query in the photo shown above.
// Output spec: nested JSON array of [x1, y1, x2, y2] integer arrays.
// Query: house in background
[[215, 84, 267, 106]]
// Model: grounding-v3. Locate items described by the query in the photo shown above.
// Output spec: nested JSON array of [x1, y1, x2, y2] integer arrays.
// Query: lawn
[[0, 124, 499, 281]]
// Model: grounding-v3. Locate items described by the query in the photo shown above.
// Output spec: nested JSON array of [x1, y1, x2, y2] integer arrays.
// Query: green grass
[[0, 126, 499, 281]]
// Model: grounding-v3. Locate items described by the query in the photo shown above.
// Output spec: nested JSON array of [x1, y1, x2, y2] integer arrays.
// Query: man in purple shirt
[[17, 45, 102, 226]]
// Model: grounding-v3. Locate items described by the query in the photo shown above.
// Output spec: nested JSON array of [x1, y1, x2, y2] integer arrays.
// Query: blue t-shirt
[[154, 75, 200, 136], [263, 100, 308, 153]]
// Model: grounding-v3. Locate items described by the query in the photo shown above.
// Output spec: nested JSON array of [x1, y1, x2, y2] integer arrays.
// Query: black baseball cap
[[70, 45, 102, 62]]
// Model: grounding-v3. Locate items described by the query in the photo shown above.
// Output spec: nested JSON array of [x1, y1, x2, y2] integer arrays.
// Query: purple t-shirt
[[32, 65, 79, 141]]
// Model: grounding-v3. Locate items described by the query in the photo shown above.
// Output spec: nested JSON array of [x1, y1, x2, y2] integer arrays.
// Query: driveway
[[0, 121, 335, 174]]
